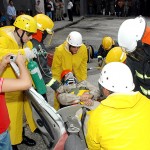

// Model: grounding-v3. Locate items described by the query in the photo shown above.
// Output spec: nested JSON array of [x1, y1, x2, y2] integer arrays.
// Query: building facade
[[0, 0, 150, 18]]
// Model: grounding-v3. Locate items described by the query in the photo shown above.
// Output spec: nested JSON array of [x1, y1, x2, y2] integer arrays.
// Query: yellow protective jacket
[[0, 26, 36, 145], [51, 41, 88, 109], [51, 41, 88, 82], [86, 92, 150, 150]]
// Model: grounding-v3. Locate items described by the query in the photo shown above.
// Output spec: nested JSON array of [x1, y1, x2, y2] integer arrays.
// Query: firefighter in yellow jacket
[[86, 62, 150, 150], [0, 15, 37, 149], [52, 31, 88, 109]]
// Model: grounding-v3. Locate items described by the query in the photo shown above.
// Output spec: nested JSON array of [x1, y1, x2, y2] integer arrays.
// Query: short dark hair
[[9, 0, 13, 4]]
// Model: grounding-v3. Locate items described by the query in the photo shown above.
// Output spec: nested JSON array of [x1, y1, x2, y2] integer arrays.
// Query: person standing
[[45, 0, 52, 19], [49, 0, 55, 21], [0, 53, 32, 150], [67, 0, 73, 21], [115, 0, 125, 17], [55, 0, 61, 21], [60, 0, 64, 20], [51, 31, 88, 109], [0, 11, 7, 27], [35, 0, 43, 14], [7, 0, 16, 25], [86, 62, 150, 150], [0, 14, 37, 150]]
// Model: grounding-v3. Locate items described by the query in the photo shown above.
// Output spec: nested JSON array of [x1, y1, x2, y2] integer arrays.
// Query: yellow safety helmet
[[105, 47, 127, 64], [102, 36, 115, 50], [34, 14, 54, 34], [14, 14, 37, 33]]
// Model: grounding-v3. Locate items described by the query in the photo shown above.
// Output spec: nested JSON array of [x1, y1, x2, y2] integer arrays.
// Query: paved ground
[[18, 15, 150, 150]]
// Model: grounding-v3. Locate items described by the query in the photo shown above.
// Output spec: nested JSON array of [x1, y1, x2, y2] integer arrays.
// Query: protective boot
[[21, 127, 36, 146], [12, 145, 18, 150]]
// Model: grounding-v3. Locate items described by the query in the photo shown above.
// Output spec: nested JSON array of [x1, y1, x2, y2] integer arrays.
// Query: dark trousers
[[9, 19, 15, 25], [51, 11, 55, 21], [68, 9, 73, 21]]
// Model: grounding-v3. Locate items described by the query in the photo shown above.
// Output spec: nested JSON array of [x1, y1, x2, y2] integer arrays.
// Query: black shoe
[[22, 135, 36, 146], [34, 128, 41, 134], [12, 145, 18, 150]]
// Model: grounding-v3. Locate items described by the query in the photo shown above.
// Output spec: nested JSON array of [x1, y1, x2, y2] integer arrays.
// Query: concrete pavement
[[53, 16, 85, 32], [54, 15, 150, 33]]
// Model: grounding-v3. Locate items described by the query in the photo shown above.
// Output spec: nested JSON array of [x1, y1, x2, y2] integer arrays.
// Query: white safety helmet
[[66, 31, 83, 47], [98, 62, 135, 93], [118, 16, 146, 53]]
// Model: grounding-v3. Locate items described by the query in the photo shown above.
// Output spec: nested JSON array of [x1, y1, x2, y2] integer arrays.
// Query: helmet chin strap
[[16, 30, 25, 48]]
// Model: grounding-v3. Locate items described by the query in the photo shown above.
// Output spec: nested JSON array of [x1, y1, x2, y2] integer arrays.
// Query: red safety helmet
[[61, 70, 72, 79]]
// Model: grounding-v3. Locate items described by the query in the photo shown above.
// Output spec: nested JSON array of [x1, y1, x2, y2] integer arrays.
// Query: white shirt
[[50, 1, 54, 11], [67, 1, 73, 10], [7, 5, 16, 20]]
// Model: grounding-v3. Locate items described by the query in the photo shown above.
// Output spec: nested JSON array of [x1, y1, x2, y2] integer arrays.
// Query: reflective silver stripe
[[46, 78, 56, 86], [120, 51, 126, 61], [140, 86, 150, 95], [135, 70, 150, 79]]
